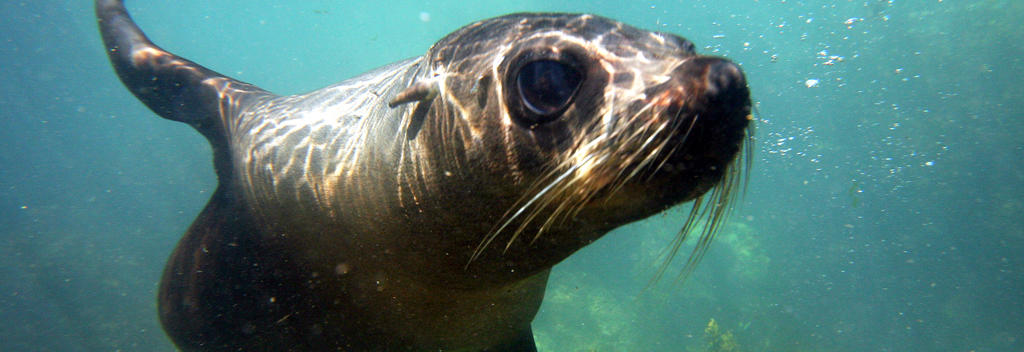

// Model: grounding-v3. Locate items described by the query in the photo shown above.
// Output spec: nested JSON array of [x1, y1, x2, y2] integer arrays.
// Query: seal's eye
[[516, 60, 583, 121]]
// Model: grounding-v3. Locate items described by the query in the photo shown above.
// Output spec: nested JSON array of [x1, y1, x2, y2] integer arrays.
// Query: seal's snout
[[646, 55, 750, 182]]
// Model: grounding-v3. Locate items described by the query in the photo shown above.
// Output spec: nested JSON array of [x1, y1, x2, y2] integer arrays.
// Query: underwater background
[[1, 0, 1020, 351]]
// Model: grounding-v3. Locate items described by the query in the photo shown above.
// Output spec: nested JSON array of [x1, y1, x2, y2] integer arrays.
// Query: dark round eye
[[516, 59, 583, 120]]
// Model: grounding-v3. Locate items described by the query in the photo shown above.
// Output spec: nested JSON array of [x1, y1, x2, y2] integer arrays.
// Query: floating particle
[[844, 17, 863, 27]]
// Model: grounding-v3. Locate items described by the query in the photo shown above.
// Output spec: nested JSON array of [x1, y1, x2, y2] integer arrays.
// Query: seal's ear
[[389, 81, 438, 140]]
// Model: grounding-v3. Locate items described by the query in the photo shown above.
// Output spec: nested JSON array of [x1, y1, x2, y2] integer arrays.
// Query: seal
[[96, 0, 752, 350]]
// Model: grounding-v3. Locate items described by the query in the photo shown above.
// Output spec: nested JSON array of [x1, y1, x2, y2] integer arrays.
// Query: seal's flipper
[[95, 0, 271, 150], [97, 3, 287, 346]]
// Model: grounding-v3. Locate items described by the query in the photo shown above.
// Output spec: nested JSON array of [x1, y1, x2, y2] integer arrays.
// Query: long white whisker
[[469, 153, 597, 264], [647, 111, 698, 181]]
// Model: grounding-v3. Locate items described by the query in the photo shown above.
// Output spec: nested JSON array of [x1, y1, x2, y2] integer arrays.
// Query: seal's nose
[[658, 56, 750, 130], [703, 59, 748, 107], [666, 56, 749, 112]]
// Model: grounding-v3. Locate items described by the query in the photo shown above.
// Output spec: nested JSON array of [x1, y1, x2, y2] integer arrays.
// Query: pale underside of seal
[[96, 0, 753, 350]]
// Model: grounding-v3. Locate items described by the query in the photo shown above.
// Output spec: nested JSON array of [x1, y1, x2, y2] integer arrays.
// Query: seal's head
[[401, 13, 752, 279]]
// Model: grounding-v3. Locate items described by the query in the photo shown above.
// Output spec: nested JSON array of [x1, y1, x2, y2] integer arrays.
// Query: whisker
[[505, 174, 577, 250], [469, 153, 596, 264], [647, 112, 698, 181], [645, 125, 751, 287], [600, 102, 664, 196], [620, 120, 673, 184], [647, 195, 705, 286]]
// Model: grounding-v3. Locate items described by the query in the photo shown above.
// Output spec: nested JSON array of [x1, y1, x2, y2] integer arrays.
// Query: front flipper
[[95, 0, 272, 178], [95, 1, 292, 349]]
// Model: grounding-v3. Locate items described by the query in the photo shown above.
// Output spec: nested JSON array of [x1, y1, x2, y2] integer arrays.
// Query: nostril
[[705, 60, 748, 104]]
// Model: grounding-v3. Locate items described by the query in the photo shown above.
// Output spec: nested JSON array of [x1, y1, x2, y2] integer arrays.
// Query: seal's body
[[96, 1, 752, 350]]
